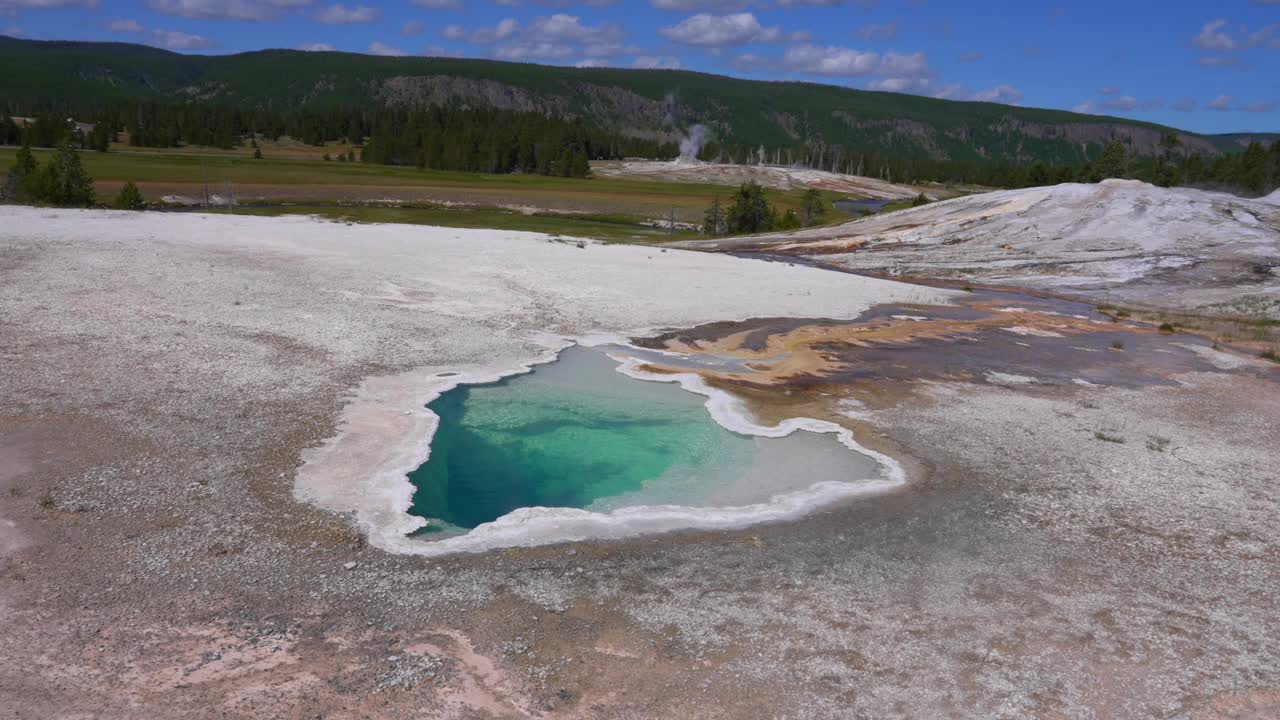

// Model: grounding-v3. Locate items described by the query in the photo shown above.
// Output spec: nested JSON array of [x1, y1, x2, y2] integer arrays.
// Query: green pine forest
[[1, 35, 1279, 197]]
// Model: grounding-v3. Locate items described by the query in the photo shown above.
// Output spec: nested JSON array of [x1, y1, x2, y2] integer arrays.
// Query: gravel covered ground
[[2, 207, 1279, 719]]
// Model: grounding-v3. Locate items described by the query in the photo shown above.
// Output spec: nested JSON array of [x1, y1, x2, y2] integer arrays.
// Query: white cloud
[[855, 23, 895, 40], [401, 19, 423, 34], [784, 45, 876, 75], [1103, 95, 1138, 111], [775, 0, 848, 6], [574, 58, 610, 67], [649, 0, 750, 9], [1203, 96, 1275, 112], [1193, 19, 1236, 51], [1198, 55, 1238, 67], [527, 13, 623, 43], [145, 0, 311, 21], [633, 54, 681, 68], [298, 41, 335, 50], [313, 3, 378, 23], [108, 18, 144, 32], [970, 84, 1023, 104], [493, 41, 573, 58], [1171, 97, 1196, 112], [0, 0, 96, 9], [494, 0, 520, 5], [1098, 86, 1119, 96], [367, 40, 406, 56], [869, 77, 932, 93], [421, 45, 463, 56], [412, 0, 460, 7], [660, 12, 798, 47], [782, 44, 928, 79], [151, 29, 211, 49], [452, 16, 519, 42]]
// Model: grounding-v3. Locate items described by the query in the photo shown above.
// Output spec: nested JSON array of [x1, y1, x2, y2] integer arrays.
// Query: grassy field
[[0, 146, 853, 242]]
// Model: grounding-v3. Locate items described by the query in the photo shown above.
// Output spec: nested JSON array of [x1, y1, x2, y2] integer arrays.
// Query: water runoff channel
[[402, 342, 901, 552]]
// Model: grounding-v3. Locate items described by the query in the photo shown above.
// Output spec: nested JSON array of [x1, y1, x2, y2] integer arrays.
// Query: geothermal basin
[[405, 345, 894, 552]]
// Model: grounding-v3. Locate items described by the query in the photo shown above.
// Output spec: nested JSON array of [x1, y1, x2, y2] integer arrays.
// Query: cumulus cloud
[[633, 54, 681, 68], [412, 0, 461, 7], [855, 23, 895, 40], [298, 41, 335, 50], [401, 20, 423, 34], [146, 0, 311, 21], [1103, 95, 1138, 111], [528, 12, 623, 43], [1193, 19, 1235, 50], [0, 0, 97, 9], [421, 45, 463, 56], [783, 44, 877, 74], [649, 0, 750, 9], [108, 18, 144, 32], [367, 40, 406, 56], [869, 76, 932, 94], [494, 41, 573, 58], [447, 16, 519, 42], [1203, 96, 1275, 112], [1198, 55, 1238, 67], [971, 84, 1023, 104], [151, 29, 211, 49], [782, 44, 928, 80], [453, 13, 627, 60], [660, 12, 802, 47], [574, 58, 610, 67], [313, 4, 378, 23]]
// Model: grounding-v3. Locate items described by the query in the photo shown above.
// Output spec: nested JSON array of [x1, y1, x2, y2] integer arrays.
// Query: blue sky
[[3, 0, 1277, 134]]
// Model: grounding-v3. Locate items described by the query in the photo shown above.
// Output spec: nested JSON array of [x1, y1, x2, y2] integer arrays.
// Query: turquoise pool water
[[408, 346, 880, 534]]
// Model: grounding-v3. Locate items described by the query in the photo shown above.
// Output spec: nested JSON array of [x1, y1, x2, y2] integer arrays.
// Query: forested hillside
[[3, 35, 1272, 171]]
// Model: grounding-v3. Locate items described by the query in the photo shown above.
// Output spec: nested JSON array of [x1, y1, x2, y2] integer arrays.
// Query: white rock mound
[[686, 180, 1280, 316]]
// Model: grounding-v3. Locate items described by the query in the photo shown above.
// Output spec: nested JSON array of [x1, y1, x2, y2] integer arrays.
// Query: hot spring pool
[[407, 346, 888, 539]]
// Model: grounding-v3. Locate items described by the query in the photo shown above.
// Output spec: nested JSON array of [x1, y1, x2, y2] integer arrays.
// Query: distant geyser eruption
[[677, 124, 709, 164]]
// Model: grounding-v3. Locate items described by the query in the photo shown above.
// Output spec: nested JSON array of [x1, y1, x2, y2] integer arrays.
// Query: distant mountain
[[1, 36, 1268, 165]]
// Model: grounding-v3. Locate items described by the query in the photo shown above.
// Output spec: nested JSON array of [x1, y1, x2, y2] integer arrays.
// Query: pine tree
[[726, 181, 777, 234], [47, 141, 95, 207], [113, 181, 146, 210], [702, 196, 727, 235], [3, 139, 37, 200], [800, 188, 826, 226]]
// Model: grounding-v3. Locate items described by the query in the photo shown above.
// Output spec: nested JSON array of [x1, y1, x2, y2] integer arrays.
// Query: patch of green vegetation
[[1262, 348, 1280, 363], [1095, 431, 1126, 444], [1111, 339, 1125, 350]]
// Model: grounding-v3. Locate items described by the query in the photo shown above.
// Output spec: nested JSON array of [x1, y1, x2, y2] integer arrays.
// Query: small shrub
[[1095, 431, 1125, 444], [1262, 348, 1280, 363], [1111, 339, 1125, 350], [113, 181, 146, 210], [1158, 322, 1176, 334], [1146, 436, 1171, 452]]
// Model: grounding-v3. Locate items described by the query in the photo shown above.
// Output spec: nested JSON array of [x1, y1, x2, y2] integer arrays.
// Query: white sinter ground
[[1, 207, 955, 555], [679, 179, 1280, 317]]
